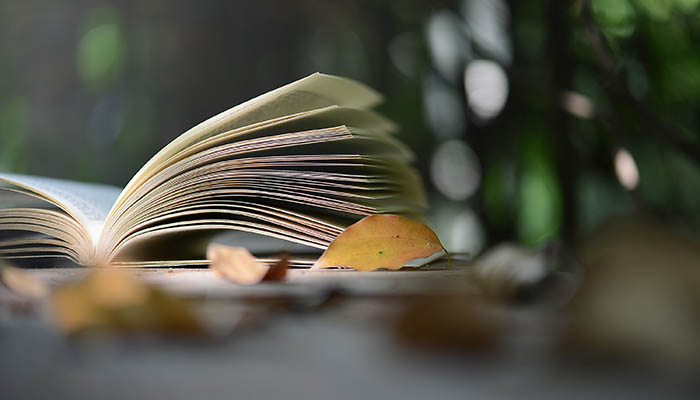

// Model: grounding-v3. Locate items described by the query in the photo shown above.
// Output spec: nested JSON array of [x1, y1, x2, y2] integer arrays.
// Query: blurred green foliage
[[77, 7, 126, 89], [583, 0, 700, 227], [1, 0, 699, 250], [516, 132, 563, 244], [0, 97, 29, 173]]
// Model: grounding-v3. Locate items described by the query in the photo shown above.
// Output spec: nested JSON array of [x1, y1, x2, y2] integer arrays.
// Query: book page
[[0, 173, 121, 246], [0, 184, 60, 209], [109, 73, 383, 221]]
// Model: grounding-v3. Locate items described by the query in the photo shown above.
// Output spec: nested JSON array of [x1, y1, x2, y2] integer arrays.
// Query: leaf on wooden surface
[[0, 262, 48, 299], [50, 269, 203, 335], [312, 215, 448, 271], [208, 245, 285, 285]]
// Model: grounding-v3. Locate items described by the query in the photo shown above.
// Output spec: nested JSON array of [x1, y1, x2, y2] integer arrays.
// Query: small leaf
[[263, 254, 289, 282], [207, 245, 269, 285], [0, 262, 48, 299], [50, 269, 203, 335], [312, 215, 448, 271]]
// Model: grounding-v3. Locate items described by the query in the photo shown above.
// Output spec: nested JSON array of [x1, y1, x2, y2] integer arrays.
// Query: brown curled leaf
[[263, 254, 289, 282]]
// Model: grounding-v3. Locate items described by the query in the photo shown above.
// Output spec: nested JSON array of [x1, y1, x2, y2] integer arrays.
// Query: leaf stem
[[442, 246, 451, 268]]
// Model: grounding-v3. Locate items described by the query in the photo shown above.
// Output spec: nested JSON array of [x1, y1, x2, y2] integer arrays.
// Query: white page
[[0, 173, 121, 246], [109, 73, 383, 220]]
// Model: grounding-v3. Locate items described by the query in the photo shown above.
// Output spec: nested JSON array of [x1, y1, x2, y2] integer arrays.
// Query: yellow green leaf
[[312, 215, 448, 271]]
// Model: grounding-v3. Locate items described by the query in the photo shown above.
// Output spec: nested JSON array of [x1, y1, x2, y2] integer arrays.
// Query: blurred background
[[1, 0, 699, 253], [5, 1, 700, 393]]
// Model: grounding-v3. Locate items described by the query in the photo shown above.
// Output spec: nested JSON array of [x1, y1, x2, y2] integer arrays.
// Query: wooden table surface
[[1, 258, 695, 400]]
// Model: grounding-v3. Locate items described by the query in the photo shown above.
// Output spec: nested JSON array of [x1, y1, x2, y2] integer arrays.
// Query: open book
[[0, 73, 425, 267]]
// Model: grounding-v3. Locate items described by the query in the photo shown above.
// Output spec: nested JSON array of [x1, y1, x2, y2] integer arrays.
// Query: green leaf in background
[[676, 0, 700, 11], [634, 0, 673, 20], [0, 96, 30, 172], [77, 6, 126, 90], [633, 0, 700, 20], [516, 132, 562, 245], [591, 0, 636, 37]]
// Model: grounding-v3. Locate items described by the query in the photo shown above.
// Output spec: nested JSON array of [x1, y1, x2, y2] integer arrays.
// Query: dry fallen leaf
[[0, 262, 48, 299], [208, 245, 268, 284], [50, 269, 203, 335], [312, 214, 448, 271], [207, 245, 289, 284]]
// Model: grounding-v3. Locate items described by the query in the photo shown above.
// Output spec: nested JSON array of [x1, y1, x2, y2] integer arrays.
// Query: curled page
[[0, 173, 121, 246], [110, 73, 383, 219]]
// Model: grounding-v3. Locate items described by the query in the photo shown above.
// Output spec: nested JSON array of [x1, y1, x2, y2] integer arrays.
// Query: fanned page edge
[[105, 73, 383, 228], [108, 251, 444, 269], [0, 173, 122, 264], [0, 173, 121, 241], [0, 74, 419, 267]]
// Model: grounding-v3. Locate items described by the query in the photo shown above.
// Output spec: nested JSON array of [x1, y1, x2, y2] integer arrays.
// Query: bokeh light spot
[[449, 208, 486, 255], [432, 205, 485, 256], [464, 60, 509, 121], [561, 91, 594, 119], [425, 10, 471, 83], [462, 0, 512, 65], [431, 139, 481, 201], [614, 148, 640, 190], [423, 73, 467, 139]]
